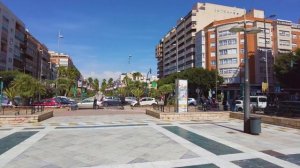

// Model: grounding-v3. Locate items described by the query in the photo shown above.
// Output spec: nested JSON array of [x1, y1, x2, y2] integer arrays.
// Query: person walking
[[93, 97, 97, 109]]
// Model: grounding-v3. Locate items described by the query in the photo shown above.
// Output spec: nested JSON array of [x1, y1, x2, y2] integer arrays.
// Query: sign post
[[175, 79, 188, 113]]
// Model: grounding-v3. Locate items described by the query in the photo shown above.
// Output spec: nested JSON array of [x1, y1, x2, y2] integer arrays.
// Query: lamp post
[[173, 30, 179, 112], [229, 15, 261, 133], [263, 15, 276, 94]]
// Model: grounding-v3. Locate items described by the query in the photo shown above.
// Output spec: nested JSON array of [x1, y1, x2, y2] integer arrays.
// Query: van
[[250, 96, 267, 111], [236, 96, 267, 112]]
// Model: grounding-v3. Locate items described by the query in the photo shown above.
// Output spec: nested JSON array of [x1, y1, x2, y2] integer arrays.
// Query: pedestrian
[[93, 97, 97, 109]]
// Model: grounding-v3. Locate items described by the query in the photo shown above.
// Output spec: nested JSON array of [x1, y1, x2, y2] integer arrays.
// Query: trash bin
[[250, 117, 261, 135]]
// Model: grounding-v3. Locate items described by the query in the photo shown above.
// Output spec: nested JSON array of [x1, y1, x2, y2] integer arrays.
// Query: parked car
[[1, 96, 13, 107], [32, 98, 62, 107], [77, 98, 102, 109], [55, 97, 78, 110], [125, 97, 137, 104], [131, 97, 157, 106], [235, 100, 243, 112], [188, 98, 197, 106], [102, 97, 122, 107]]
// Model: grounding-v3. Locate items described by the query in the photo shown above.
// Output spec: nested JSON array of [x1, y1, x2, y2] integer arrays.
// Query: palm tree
[[93, 78, 99, 92], [3, 87, 17, 105], [131, 88, 144, 103], [101, 79, 107, 93], [11, 74, 46, 104], [108, 78, 113, 88], [87, 77, 93, 89]]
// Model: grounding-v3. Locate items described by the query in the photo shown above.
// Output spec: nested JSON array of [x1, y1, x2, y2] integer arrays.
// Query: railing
[[0, 106, 45, 115]]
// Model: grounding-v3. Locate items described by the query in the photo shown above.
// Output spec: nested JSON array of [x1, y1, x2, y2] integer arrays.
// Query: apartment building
[[0, 1, 26, 71], [0, 1, 53, 80], [201, 9, 300, 97], [24, 32, 51, 80], [49, 51, 74, 68], [155, 2, 245, 77]]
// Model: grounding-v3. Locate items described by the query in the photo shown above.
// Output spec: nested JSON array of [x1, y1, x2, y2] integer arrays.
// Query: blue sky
[[1, 0, 299, 81]]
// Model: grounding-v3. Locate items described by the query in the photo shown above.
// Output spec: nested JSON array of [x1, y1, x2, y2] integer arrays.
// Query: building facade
[[0, 1, 53, 80], [156, 2, 300, 98], [155, 2, 245, 77], [0, 1, 26, 71], [49, 51, 74, 68], [202, 10, 300, 96]]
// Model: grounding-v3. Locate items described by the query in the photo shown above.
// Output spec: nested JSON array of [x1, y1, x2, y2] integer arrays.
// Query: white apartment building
[[0, 1, 26, 71], [156, 2, 245, 77]]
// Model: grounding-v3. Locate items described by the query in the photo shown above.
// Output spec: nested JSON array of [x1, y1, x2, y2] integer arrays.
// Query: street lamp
[[229, 16, 261, 134], [263, 14, 276, 94]]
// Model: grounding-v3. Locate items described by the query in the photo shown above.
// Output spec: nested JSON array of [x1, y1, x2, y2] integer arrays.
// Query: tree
[[131, 88, 144, 102], [274, 48, 300, 88], [93, 78, 99, 92], [100, 79, 107, 93], [87, 77, 93, 89], [158, 84, 174, 104], [108, 78, 114, 88], [158, 68, 223, 98], [11, 74, 46, 104], [3, 87, 17, 105], [0, 71, 22, 89]]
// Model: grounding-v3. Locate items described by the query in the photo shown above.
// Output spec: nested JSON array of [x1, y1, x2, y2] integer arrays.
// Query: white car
[[237, 96, 267, 112], [188, 98, 197, 106], [131, 97, 157, 106], [77, 98, 102, 109]]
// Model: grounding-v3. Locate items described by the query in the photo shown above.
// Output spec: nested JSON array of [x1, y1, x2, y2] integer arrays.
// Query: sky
[[1, 0, 299, 81]]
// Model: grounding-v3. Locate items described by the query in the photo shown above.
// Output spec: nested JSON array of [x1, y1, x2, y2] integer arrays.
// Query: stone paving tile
[[176, 164, 219, 168], [4, 127, 198, 168], [232, 158, 283, 168]]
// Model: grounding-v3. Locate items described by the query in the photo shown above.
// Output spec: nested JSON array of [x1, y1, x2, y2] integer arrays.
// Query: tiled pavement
[[0, 113, 300, 168]]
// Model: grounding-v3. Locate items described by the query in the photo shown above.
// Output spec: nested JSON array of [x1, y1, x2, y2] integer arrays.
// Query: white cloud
[[82, 71, 122, 82]]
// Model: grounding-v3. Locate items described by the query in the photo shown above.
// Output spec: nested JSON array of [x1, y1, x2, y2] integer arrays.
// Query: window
[[261, 28, 270, 34], [240, 49, 244, 54], [210, 34, 215, 38], [292, 43, 297, 48], [210, 42, 215, 47], [218, 30, 236, 37], [211, 60, 216, 65], [219, 68, 238, 74], [219, 48, 237, 56], [258, 37, 270, 44], [279, 40, 290, 46], [292, 34, 297, 39], [224, 78, 234, 83], [279, 30, 290, 37], [211, 52, 216, 57], [240, 39, 244, 44], [220, 58, 238, 65], [219, 39, 237, 46]]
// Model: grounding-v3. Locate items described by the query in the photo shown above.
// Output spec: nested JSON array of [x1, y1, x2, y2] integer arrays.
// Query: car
[[32, 98, 62, 107], [77, 98, 102, 109], [131, 97, 157, 106], [125, 97, 137, 104], [235, 100, 243, 112], [188, 98, 197, 106], [102, 97, 122, 107], [1, 96, 13, 107], [55, 97, 78, 110]]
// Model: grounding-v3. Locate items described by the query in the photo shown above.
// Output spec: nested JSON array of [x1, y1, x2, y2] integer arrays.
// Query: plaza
[[0, 109, 299, 168]]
